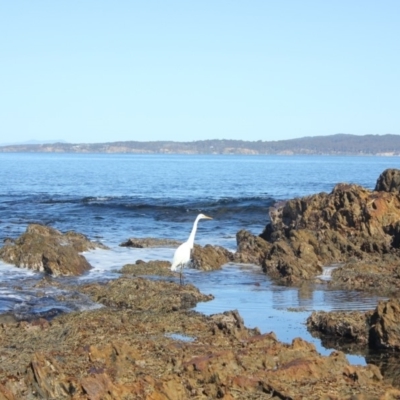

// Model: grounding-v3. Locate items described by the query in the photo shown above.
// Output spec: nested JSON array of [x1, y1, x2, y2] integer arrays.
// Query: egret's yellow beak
[[204, 215, 213, 220]]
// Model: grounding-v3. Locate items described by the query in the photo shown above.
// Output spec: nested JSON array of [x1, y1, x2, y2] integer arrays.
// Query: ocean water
[[1, 153, 400, 364]]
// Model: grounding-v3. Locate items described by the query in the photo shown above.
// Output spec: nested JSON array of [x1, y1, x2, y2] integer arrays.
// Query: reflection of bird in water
[[171, 213, 213, 285]]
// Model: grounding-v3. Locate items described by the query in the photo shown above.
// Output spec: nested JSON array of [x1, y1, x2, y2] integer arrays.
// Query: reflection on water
[[188, 263, 385, 313], [186, 263, 387, 365]]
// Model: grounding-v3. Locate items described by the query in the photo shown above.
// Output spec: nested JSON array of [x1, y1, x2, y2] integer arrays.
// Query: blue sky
[[1, 1, 399, 144]]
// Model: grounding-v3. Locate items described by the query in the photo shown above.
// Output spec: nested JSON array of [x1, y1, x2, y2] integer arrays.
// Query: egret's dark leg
[[179, 269, 184, 286]]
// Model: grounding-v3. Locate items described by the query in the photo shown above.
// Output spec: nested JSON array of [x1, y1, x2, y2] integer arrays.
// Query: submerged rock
[[120, 237, 181, 248], [0, 224, 107, 276]]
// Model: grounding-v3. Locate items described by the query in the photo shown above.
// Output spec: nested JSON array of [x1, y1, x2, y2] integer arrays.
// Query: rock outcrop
[[236, 169, 400, 286], [0, 224, 107, 276]]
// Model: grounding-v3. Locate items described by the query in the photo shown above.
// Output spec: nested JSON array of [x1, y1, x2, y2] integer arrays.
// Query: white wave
[[81, 246, 174, 281], [0, 260, 38, 281]]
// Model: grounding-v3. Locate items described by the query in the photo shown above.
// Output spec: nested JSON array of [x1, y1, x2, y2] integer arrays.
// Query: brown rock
[[307, 298, 400, 382], [80, 277, 214, 312], [307, 310, 370, 345], [369, 298, 400, 351], [236, 170, 400, 287], [119, 260, 174, 276], [80, 372, 131, 400], [329, 260, 400, 295], [0, 384, 16, 400], [64, 230, 108, 252], [28, 353, 72, 399], [0, 277, 400, 399], [235, 229, 271, 265], [192, 244, 233, 271], [210, 310, 260, 339], [375, 169, 400, 192], [365, 351, 400, 390], [0, 224, 106, 276]]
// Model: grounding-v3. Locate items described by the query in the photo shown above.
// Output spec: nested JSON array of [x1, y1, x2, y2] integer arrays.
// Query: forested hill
[[0, 134, 399, 155]]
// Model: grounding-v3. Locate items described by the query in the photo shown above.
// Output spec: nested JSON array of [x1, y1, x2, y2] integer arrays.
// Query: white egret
[[171, 213, 213, 285]]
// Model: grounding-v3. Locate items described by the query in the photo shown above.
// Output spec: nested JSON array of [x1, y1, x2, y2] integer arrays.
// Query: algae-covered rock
[[1, 276, 400, 399], [119, 259, 174, 276], [0, 224, 107, 276], [329, 260, 400, 295], [307, 310, 370, 345], [80, 276, 214, 312]]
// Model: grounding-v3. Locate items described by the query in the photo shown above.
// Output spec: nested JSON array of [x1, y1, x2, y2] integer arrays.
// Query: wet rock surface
[[192, 244, 234, 271], [0, 224, 108, 276], [307, 310, 371, 346], [236, 169, 400, 287], [308, 298, 400, 352], [1, 277, 400, 399], [307, 298, 400, 388], [79, 277, 214, 312]]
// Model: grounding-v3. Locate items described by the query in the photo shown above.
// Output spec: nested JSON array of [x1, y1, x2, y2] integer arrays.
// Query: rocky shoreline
[[2, 169, 400, 398], [235, 169, 400, 292], [2, 276, 400, 399]]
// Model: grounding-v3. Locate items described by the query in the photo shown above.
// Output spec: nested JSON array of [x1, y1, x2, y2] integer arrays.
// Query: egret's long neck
[[187, 216, 201, 249]]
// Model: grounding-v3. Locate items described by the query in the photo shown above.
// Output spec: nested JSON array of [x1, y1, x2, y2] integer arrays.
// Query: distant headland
[[0, 134, 399, 156]]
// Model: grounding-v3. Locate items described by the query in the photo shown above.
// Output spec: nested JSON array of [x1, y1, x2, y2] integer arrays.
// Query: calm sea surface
[[1, 153, 400, 366]]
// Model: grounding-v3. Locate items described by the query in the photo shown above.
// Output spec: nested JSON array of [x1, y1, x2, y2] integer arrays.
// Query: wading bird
[[171, 213, 213, 285]]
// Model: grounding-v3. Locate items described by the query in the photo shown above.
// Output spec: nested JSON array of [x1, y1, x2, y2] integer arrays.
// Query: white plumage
[[171, 213, 212, 284]]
